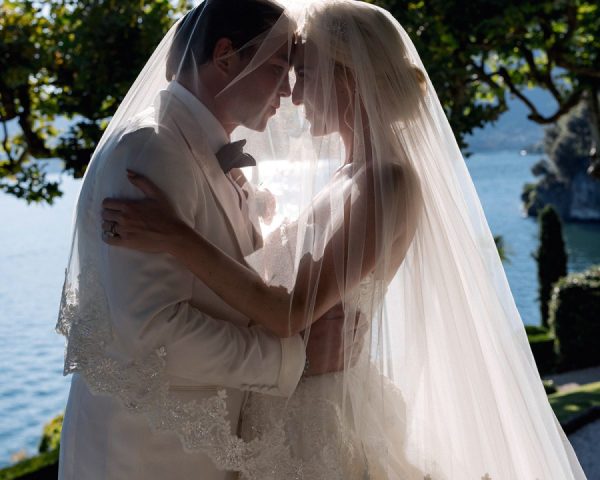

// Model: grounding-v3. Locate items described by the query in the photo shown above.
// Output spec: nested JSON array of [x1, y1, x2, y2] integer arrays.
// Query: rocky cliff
[[522, 103, 600, 222]]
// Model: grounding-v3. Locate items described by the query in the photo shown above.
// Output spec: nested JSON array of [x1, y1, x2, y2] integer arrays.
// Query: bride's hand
[[101, 170, 187, 253]]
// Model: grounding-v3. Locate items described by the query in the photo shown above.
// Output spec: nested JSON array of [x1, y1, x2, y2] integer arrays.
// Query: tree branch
[[15, 85, 52, 158], [0, 87, 18, 121], [483, 66, 583, 125], [0, 112, 16, 166], [564, 3, 578, 43], [470, 60, 503, 90], [520, 45, 562, 102], [526, 88, 583, 124], [495, 67, 540, 112], [588, 87, 600, 145], [553, 54, 600, 80]]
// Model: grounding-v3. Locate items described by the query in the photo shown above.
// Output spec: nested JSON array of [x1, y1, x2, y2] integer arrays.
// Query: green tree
[[494, 234, 507, 262], [534, 205, 568, 327], [0, 0, 189, 203], [371, 0, 600, 174], [4, 1, 600, 203]]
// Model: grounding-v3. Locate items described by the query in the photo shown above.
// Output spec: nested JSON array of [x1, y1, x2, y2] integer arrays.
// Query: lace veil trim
[[56, 260, 305, 479]]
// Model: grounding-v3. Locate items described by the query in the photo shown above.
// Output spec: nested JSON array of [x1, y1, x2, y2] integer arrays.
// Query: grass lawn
[[548, 381, 600, 424]]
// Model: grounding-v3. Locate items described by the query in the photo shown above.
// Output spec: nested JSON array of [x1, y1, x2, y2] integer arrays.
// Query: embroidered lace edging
[[55, 264, 303, 479]]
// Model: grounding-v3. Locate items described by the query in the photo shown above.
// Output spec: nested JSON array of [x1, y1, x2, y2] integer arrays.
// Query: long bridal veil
[[56, 0, 586, 478], [238, 1, 587, 478]]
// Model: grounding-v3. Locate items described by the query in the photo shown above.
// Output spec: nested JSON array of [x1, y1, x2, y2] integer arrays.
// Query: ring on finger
[[104, 221, 118, 237]]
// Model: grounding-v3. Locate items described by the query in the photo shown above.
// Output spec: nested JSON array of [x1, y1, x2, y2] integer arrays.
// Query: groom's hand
[[303, 304, 366, 376]]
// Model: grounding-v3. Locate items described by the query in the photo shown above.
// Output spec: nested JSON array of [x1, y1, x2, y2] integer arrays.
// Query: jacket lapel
[[157, 91, 256, 256]]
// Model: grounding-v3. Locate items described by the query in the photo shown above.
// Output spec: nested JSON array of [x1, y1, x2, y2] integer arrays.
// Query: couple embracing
[[57, 1, 587, 479]]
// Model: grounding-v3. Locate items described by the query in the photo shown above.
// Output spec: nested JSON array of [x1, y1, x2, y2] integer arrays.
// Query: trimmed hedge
[[525, 325, 556, 375], [542, 379, 557, 395], [549, 265, 600, 371], [524, 325, 549, 336]]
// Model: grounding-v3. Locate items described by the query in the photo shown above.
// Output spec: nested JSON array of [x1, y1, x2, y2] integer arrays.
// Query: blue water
[[0, 177, 76, 466], [1, 150, 600, 467], [467, 151, 600, 325]]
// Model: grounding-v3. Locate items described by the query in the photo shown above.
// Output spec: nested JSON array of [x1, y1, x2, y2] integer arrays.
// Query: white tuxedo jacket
[[58, 86, 305, 480]]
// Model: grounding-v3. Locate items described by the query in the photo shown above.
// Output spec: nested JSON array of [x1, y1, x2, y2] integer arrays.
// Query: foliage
[[37, 414, 62, 454], [524, 325, 549, 336], [0, 0, 190, 203], [542, 379, 557, 395], [549, 265, 600, 371], [0, 414, 63, 479], [528, 336, 556, 375], [548, 381, 600, 424], [3, 0, 600, 202], [521, 182, 538, 213], [493, 235, 507, 262], [525, 325, 556, 375], [0, 449, 58, 480], [371, 0, 600, 157], [534, 206, 567, 327]]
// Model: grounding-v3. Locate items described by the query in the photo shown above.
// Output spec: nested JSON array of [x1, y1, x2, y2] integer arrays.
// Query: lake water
[[1, 150, 600, 467]]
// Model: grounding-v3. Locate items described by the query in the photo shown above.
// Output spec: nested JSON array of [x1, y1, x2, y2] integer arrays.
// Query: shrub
[[534, 206, 568, 327], [0, 414, 62, 480], [525, 325, 556, 375], [0, 450, 58, 480], [38, 414, 62, 454], [549, 265, 600, 371], [542, 379, 557, 395], [525, 325, 549, 336]]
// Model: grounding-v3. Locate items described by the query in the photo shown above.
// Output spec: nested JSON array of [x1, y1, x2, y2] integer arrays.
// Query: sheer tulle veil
[[57, 0, 587, 478]]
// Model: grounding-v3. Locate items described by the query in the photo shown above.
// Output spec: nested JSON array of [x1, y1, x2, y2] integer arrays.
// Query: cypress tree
[[535, 206, 568, 327]]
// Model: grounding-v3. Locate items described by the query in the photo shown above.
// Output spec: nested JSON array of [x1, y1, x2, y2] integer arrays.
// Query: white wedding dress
[[238, 273, 428, 480], [238, 161, 427, 478], [240, 278, 371, 480], [57, 0, 587, 477]]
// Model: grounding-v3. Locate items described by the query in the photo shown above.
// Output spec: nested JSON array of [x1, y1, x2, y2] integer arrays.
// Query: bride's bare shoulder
[[374, 161, 422, 205], [373, 161, 423, 238]]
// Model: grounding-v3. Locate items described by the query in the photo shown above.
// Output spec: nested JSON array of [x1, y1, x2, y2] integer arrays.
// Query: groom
[[58, 1, 348, 479]]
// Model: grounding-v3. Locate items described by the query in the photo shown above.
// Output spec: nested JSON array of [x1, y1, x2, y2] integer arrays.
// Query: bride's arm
[[103, 167, 414, 337], [283, 163, 422, 332], [102, 171, 299, 337], [167, 187, 378, 338], [168, 223, 297, 337]]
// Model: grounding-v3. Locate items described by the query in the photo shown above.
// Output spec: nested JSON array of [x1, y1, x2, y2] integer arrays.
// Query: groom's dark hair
[[166, 0, 286, 80]]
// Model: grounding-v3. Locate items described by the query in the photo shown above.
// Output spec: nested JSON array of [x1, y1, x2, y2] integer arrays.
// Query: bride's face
[[292, 42, 352, 137]]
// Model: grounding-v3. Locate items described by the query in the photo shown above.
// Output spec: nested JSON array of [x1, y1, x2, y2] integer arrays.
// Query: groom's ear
[[213, 38, 238, 76]]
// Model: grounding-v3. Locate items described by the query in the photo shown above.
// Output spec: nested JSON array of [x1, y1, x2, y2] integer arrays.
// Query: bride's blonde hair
[[304, 0, 427, 123]]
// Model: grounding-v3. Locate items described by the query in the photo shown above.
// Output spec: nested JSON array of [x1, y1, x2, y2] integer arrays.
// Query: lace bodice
[[238, 273, 388, 480]]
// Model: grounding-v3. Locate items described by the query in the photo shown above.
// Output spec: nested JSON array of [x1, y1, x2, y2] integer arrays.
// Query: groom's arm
[[99, 127, 305, 396]]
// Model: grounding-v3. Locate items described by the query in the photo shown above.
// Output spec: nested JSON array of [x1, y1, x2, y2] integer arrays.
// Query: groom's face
[[224, 42, 292, 131]]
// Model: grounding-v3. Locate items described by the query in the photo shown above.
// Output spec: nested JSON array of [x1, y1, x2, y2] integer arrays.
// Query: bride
[[101, 1, 586, 479]]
